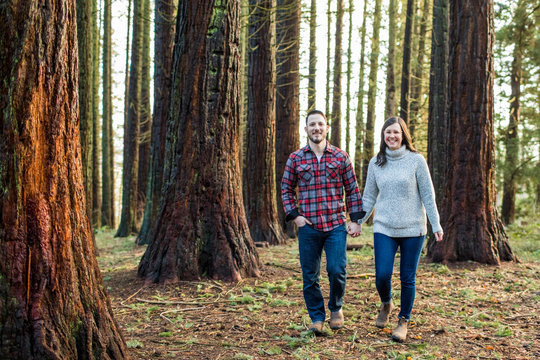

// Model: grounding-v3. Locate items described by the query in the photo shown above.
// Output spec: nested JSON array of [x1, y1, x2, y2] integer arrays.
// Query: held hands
[[294, 216, 312, 228], [347, 222, 362, 237], [434, 231, 444, 242]]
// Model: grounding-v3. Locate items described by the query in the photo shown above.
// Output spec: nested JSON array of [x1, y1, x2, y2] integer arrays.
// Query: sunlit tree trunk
[[116, 0, 143, 237], [362, 0, 382, 186], [384, 0, 398, 119], [138, 0, 260, 282], [345, 0, 353, 154], [276, 0, 300, 238], [325, 0, 333, 117], [92, 0, 101, 228], [308, 0, 317, 111], [0, 1, 128, 357], [137, 0, 176, 245], [354, 0, 368, 185], [429, 0, 516, 264], [245, 0, 287, 245], [399, 0, 415, 123], [102, 0, 115, 228], [330, 0, 344, 148]]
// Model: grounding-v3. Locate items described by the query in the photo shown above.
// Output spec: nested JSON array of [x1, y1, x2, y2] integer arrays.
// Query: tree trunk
[[426, 0, 448, 251], [345, 0, 353, 155], [102, 0, 115, 228], [0, 1, 128, 357], [245, 0, 287, 245], [399, 0, 415, 123], [330, 0, 344, 148], [275, 0, 300, 238], [362, 0, 382, 187], [429, 0, 516, 264], [409, 0, 429, 142], [384, 0, 397, 119], [501, 0, 527, 225], [354, 0, 369, 185], [138, 0, 260, 282], [77, 0, 94, 222], [325, 0, 333, 117], [116, 0, 143, 237], [92, 0, 101, 228], [136, 0, 176, 245], [307, 0, 317, 111]]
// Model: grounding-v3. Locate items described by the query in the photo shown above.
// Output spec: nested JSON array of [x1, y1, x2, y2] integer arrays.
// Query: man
[[281, 110, 364, 334]]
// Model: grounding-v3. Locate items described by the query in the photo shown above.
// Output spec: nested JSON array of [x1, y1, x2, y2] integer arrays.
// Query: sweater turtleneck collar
[[386, 145, 407, 160]]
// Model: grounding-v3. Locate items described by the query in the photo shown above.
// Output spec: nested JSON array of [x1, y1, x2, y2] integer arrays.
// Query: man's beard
[[308, 133, 325, 144]]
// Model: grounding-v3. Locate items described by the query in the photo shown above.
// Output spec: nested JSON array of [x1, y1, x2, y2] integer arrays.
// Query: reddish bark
[[428, 0, 516, 264], [138, 0, 260, 282], [0, 1, 128, 358], [245, 0, 288, 245], [275, 0, 301, 238]]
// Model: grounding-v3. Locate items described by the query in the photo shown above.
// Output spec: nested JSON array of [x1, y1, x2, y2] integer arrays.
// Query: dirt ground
[[98, 231, 539, 360]]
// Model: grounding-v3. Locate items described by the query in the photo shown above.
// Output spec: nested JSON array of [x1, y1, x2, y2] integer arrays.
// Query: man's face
[[305, 114, 329, 144]]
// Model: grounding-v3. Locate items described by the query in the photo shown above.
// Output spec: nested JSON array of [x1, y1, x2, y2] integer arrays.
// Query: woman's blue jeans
[[298, 224, 347, 322], [374, 232, 425, 321]]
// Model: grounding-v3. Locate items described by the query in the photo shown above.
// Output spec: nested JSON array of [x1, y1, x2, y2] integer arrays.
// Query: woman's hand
[[435, 231, 444, 242], [347, 222, 362, 237]]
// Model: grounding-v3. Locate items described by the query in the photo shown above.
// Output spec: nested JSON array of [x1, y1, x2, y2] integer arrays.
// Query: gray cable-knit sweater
[[360, 145, 443, 237]]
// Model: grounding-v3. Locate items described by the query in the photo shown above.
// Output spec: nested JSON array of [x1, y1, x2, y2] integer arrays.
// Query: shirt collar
[[302, 141, 336, 155]]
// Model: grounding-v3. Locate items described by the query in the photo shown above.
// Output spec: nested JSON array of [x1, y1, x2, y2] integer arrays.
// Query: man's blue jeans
[[298, 224, 347, 322], [373, 232, 425, 321]]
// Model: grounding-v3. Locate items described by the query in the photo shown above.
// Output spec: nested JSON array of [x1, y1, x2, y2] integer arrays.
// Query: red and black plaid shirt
[[281, 143, 363, 232]]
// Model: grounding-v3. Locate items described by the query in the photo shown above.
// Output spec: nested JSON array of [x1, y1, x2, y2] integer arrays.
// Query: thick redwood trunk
[[245, 0, 288, 245], [275, 0, 300, 238], [0, 1, 128, 358], [137, 0, 177, 245], [138, 0, 260, 282], [429, 0, 516, 264]]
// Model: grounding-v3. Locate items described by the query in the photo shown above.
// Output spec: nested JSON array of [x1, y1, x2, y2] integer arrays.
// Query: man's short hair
[[306, 110, 327, 124]]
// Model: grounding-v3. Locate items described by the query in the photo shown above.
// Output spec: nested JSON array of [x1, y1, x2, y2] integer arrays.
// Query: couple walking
[[281, 110, 444, 342]]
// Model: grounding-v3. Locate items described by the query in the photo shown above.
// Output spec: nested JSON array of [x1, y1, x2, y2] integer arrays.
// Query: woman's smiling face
[[384, 122, 403, 150]]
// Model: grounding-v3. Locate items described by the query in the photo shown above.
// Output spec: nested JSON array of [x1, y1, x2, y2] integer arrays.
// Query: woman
[[357, 117, 444, 342]]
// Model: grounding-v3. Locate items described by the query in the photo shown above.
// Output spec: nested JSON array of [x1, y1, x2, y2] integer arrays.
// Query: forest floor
[[97, 220, 539, 360]]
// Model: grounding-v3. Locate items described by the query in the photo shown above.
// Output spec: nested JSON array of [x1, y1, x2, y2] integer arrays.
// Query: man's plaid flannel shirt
[[281, 143, 363, 232]]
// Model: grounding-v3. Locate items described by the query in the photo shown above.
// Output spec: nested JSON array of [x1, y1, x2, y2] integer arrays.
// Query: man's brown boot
[[308, 321, 324, 335], [329, 309, 344, 330], [375, 301, 394, 328], [392, 318, 408, 342]]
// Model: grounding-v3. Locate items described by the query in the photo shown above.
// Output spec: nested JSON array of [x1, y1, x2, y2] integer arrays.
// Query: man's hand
[[294, 216, 312, 228], [347, 222, 362, 237], [435, 231, 444, 242]]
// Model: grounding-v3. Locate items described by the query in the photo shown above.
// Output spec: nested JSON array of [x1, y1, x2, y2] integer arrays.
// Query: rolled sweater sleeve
[[416, 156, 443, 233]]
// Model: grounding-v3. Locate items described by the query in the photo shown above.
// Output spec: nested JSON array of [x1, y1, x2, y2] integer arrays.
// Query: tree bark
[[77, 0, 94, 222], [275, 0, 301, 238], [501, 0, 527, 225], [138, 0, 260, 282], [245, 0, 287, 245], [92, 0, 101, 228], [136, 0, 177, 245], [307, 0, 317, 111], [325, 0, 333, 117], [384, 0, 398, 119], [102, 0, 115, 228], [399, 0, 416, 123], [345, 0, 353, 155], [0, 1, 128, 357], [354, 0, 369, 186], [426, 0, 449, 251], [429, 0, 516, 264], [362, 0, 382, 187], [116, 0, 144, 237], [137, 0, 152, 227], [330, 0, 344, 148]]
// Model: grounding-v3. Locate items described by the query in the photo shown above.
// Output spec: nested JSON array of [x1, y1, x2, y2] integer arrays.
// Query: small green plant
[[159, 331, 173, 337], [495, 326, 513, 337], [126, 339, 144, 348]]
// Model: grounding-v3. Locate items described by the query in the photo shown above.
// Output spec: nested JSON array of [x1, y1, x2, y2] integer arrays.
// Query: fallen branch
[[347, 244, 373, 251], [347, 273, 376, 279]]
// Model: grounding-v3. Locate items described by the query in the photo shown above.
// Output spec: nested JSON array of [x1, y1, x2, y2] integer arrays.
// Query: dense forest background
[[0, 0, 538, 358]]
